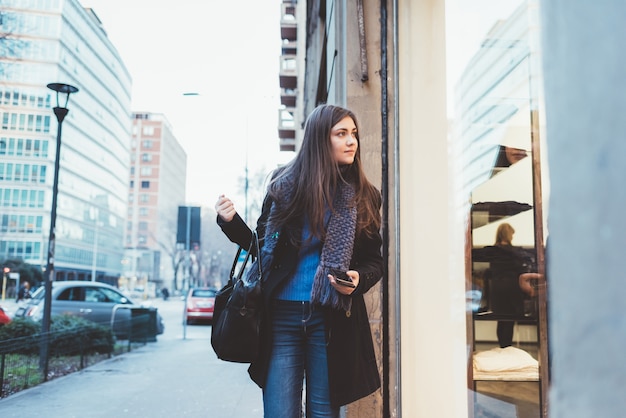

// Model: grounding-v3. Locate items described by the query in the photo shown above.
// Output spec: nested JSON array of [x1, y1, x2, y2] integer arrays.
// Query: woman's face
[[330, 116, 358, 165]]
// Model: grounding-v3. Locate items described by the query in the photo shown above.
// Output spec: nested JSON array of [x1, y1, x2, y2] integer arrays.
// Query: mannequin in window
[[483, 223, 534, 348]]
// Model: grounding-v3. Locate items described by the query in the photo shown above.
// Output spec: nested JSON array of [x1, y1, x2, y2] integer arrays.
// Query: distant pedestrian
[[161, 287, 169, 301], [16, 281, 31, 302]]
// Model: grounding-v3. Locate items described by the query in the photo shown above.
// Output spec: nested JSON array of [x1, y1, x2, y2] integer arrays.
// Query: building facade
[[124, 112, 186, 295], [0, 0, 131, 286], [279, 0, 625, 417]]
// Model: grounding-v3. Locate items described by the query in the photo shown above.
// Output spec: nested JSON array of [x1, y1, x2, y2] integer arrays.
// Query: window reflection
[[491, 145, 528, 177], [447, 0, 548, 416]]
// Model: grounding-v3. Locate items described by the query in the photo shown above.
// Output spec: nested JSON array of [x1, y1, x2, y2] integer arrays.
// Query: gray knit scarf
[[260, 178, 357, 312]]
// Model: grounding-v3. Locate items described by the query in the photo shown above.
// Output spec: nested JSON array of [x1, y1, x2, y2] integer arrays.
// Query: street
[[0, 296, 263, 418]]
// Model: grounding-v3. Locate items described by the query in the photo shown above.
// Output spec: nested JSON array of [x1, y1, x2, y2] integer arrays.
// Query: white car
[[14, 281, 164, 340]]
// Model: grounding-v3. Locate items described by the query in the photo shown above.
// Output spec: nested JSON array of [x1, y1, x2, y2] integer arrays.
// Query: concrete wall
[[343, 1, 386, 416], [340, 1, 470, 416], [540, 1, 626, 416], [396, 0, 469, 416]]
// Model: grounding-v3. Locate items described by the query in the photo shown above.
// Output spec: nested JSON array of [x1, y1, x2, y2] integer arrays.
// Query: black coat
[[217, 194, 384, 407], [473, 245, 535, 316]]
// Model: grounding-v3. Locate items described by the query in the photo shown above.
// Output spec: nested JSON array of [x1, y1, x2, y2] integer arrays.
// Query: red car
[[0, 305, 11, 326], [185, 288, 216, 325]]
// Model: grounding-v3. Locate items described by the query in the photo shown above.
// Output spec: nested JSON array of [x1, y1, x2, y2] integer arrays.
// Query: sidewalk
[[0, 298, 263, 418]]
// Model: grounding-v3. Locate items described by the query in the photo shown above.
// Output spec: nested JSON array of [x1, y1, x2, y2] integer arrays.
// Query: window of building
[[141, 153, 152, 162], [141, 181, 150, 189], [282, 57, 296, 70], [142, 126, 154, 135], [15, 138, 23, 155], [5, 163, 12, 180], [0, 240, 40, 260], [30, 165, 38, 182], [13, 163, 21, 181]]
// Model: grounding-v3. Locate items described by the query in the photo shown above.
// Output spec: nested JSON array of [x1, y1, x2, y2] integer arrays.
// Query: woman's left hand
[[328, 270, 359, 295]]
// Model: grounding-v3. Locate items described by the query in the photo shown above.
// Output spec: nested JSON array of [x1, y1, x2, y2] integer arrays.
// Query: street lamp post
[[40, 82, 79, 376], [1, 266, 9, 301], [91, 219, 99, 281], [185, 205, 191, 289], [91, 207, 100, 281]]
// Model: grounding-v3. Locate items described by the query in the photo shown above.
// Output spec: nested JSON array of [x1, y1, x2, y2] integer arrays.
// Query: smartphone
[[330, 268, 356, 288]]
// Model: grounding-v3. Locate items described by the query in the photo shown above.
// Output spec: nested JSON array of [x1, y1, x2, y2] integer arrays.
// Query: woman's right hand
[[215, 194, 237, 222]]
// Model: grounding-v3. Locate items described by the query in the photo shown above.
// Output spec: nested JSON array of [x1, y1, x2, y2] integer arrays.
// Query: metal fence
[[0, 310, 158, 398]]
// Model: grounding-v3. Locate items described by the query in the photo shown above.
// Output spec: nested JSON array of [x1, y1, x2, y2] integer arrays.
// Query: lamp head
[[47, 82, 79, 109]]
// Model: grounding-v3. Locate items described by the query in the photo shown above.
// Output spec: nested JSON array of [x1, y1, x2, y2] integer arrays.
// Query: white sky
[[84, 0, 293, 209], [82, 0, 521, 212], [445, 0, 522, 117]]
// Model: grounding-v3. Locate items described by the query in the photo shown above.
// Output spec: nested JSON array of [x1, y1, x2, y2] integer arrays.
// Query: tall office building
[[124, 112, 186, 293], [0, 1, 131, 285]]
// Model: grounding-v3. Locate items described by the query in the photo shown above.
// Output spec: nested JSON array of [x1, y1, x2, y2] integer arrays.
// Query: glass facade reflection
[[0, 0, 131, 284], [448, 0, 549, 416]]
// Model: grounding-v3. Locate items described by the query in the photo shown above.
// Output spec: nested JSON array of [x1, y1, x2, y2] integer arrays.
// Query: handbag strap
[[229, 247, 243, 281], [228, 230, 262, 284]]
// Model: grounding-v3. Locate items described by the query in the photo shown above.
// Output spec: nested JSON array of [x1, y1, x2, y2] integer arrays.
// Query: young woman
[[215, 104, 383, 417]]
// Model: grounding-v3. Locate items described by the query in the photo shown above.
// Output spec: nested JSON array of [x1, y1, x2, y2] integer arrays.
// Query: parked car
[[185, 288, 216, 325], [0, 305, 11, 326], [14, 281, 164, 339]]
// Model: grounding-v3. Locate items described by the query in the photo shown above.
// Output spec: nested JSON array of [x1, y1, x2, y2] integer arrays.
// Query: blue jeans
[[263, 300, 339, 418]]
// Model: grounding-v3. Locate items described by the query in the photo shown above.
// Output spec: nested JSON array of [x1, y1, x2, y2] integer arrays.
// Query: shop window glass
[[446, 0, 549, 416]]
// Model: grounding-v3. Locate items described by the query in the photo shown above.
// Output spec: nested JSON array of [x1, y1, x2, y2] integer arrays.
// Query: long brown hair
[[267, 104, 381, 241]]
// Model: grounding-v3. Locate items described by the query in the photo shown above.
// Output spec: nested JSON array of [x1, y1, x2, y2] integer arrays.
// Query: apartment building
[[124, 112, 186, 294]]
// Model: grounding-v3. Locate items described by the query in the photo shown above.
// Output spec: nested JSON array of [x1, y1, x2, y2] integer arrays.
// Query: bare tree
[[237, 167, 273, 226], [151, 207, 236, 291], [0, 4, 28, 77], [198, 206, 236, 288], [149, 219, 185, 292]]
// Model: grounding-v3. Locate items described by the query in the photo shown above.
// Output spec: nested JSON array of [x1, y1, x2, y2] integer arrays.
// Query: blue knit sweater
[[274, 220, 321, 301]]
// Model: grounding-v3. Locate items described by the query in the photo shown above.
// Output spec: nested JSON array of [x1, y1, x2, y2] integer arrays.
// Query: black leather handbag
[[211, 231, 263, 363]]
